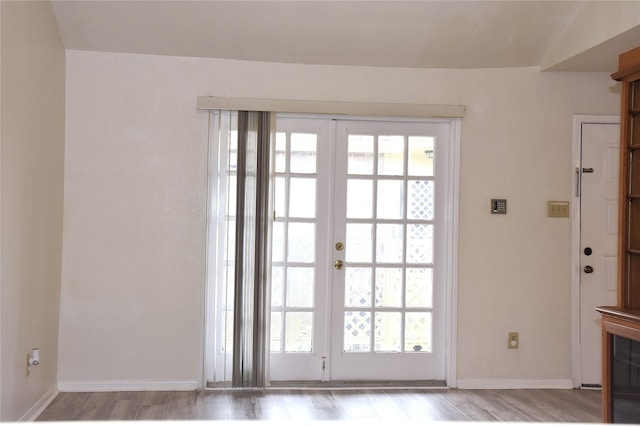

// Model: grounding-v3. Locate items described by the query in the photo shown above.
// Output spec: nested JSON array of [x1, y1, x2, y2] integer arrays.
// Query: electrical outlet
[[508, 332, 519, 349]]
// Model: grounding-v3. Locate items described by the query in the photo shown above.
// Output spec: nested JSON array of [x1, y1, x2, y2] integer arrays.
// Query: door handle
[[334, 260, 344, 270], [584, 265, 594, 274]]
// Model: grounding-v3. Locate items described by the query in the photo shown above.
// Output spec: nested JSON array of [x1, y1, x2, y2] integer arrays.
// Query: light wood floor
[[37, 388, 601, 422]]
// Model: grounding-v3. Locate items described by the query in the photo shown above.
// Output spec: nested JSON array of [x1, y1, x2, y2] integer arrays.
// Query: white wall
[[58, 50, 620, 388], [455, 69, 617, 386], [0, 1, 65, 421]]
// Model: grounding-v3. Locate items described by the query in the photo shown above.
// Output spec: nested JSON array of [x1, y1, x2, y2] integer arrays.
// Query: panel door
[[579, 122, 620, 386]]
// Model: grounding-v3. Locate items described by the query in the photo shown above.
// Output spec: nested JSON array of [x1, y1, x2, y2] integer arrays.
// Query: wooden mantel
[[597, 307, 640, 324]]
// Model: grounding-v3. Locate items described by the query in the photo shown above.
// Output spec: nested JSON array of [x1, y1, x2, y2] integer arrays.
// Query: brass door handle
[[334, 260, 344, 270]]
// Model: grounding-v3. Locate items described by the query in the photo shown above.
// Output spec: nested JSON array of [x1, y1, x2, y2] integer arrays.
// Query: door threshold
[[581, 384, 602, 390], [268, 380, 447, 390]]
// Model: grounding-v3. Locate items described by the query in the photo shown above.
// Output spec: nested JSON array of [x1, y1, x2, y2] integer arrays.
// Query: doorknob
[[334, 260, 344, 270], [584, 265, 594, 274]]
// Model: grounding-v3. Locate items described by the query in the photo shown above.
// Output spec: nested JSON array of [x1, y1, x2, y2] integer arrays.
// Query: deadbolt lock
[[334, 260, 344, 270], [335, 242, 344, 251]]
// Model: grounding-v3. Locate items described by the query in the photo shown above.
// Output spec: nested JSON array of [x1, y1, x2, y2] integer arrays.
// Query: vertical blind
[[205, 109, 272, 388], [231, 111, 272, 387]]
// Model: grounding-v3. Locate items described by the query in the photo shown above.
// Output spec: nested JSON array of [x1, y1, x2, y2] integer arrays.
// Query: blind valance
[[198, 96, 465, 118]]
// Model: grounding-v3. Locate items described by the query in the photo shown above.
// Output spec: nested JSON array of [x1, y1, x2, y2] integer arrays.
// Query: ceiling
[[50, 1, 640, 72]]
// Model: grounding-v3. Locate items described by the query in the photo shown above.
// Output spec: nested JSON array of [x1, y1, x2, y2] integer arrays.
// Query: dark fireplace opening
[[612, 335, 640, 423]]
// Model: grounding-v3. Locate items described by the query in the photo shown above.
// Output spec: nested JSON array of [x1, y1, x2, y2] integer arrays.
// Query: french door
[[269, 116, 451, 382]]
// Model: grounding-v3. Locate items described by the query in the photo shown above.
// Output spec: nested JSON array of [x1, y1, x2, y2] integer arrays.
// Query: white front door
[[579, 122, 620, 386], [269, 116, 451, 382]]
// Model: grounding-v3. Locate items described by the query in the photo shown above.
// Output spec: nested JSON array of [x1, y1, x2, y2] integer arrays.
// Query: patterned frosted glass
[[407, 224, 433, 264], [345, 268, 372, 307], [405, 312, 432, 352], [375, 312, 401, 352], [406, 268, 433, 308], [344, 311, 371, 352], [375, 268, 402, 307], [408, 180, 434, 220]]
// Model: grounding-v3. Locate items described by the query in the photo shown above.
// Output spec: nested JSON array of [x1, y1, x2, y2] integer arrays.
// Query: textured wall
[[1, 0, 65, 421], [59, 49, 619, 388]]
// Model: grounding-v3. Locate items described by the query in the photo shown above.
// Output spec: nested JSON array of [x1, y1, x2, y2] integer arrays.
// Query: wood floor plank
[[36, 388, 602, 422], [441, 390, 500, 421]]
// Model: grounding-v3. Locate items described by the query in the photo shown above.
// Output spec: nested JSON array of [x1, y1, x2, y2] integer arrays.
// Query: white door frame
[[444, 118, 460, 388], [202, 113, 461, 388], [570, 114, 619, 388]]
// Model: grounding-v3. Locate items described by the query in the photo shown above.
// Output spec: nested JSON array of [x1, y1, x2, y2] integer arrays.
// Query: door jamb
[[570, 115, 619, 388], [445, 119, 461, 388]]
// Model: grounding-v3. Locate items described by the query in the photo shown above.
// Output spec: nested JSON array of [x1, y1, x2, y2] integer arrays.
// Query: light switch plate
[[548, 201, 570, 218]]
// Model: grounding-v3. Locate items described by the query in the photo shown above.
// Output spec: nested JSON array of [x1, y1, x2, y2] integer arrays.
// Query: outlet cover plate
[[508, 332, 519, 349]]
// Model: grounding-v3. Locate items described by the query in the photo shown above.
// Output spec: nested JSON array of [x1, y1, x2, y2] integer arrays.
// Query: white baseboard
[[456, 379, 574, 390], [58, 380, 199, 392], [18, 387, 59, 422]]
